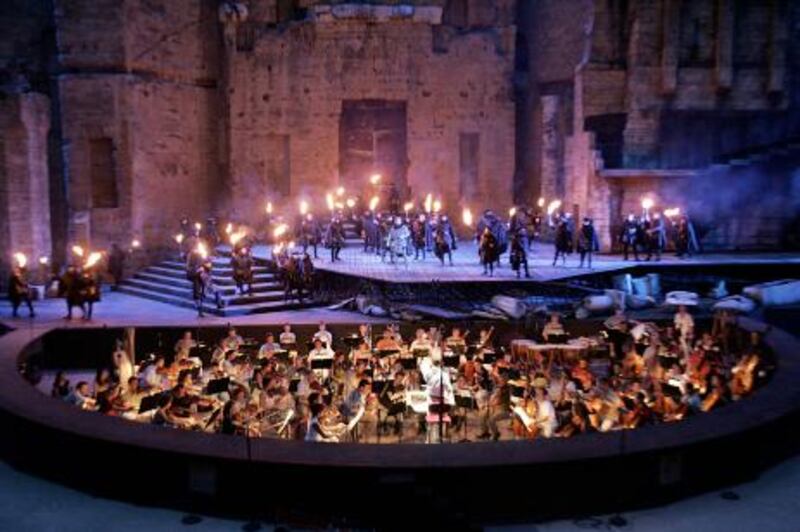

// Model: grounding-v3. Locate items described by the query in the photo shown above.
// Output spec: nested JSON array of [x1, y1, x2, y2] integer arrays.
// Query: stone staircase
[[118, 249, 312, 316]]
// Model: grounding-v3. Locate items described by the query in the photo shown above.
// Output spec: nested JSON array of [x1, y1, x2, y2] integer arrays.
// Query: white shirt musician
[[419, 352, 455, 407], [308, 339, 334, 381], [312, 323, 333, 349], [279, 324, 296, 346]]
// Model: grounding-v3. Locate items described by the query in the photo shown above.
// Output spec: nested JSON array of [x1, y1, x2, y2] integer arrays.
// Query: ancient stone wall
[[223, 1, 516, 219]]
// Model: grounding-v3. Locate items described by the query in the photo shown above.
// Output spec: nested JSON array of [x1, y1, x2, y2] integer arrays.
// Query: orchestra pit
[[2, 0, 800, 529]]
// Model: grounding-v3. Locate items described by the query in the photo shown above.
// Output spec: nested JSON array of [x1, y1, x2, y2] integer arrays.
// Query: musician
[[542, 313, 565, 342], [258, 333, 280, 359], [220, 387, 248, 435], [534, 387, 558, 438], [8, 262, 35, 318], [279, 323, 296, 346], [67, 381, 95, 410], [312, 322, 333, 348], [410, 329, 431, 353], [221, 327, 244, 352], [341, 379, 370, 421], [305, 401, 339, 442], [174, 331, 198, 361], [375, 327, 401, 351], [420, 351, 455, 407], [673, 305, 695, 355], [357, 323, 372, 349], [139, 356, 166, 391], [478, 375, 511, 441], [308, 338, 334, 381], [445, 327, 467, 350]]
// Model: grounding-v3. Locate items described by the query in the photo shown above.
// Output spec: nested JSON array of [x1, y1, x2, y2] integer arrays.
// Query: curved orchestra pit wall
[[1, 318, 799, 523]]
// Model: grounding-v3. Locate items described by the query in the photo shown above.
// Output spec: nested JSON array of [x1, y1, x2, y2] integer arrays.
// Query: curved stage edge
[[1, 319, 799, 525]]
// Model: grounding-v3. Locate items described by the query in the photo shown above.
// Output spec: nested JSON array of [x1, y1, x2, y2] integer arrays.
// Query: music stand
[[205, 377, 230, 395], [455, 392, 477, 442], [399, 357, 416, 370], [443, 354, 460, 369], [412, 348, 430, 358], [376, 349, 400, 358], [139, 392, 168, 414], [310, 358, 333, 370], [177, 367, 201, 383]]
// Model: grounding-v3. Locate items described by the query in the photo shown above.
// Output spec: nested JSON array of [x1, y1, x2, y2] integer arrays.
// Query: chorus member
[[8, 263, 35, 318]]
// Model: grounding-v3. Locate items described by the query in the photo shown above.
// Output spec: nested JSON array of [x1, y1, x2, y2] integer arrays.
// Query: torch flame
[[509, 207, 517, 218], [537, 197, 545, 208], [664, 207, 681, 218], [346, 198, 356, 209], [424, 193, 433, 214], [71, 245, 85, 257], [131, 239, 141, 249], [273, 223, 288, 238], [85, 251, 103, 269], [273, 242, 284, 255], [326, 193, 335, 211], [225, 223, 233, 235], [265, 201, 273, 215], [39, 256, 49, 265], [195, 242, 208, 259], [641, 197, 654, 211], [336, 186, 345, 197], [462, 208, 474, 227], [299, 200, 309, 216], [175, 234, 184, 244], [403, 201, 414, 213], [13, 252, 27, 268], [369, 195, 379, 212], [194, 222, 202, 232], [547, 200, 562, 216], [369, 173, 382, 185], [433, 199, 442, 213], [229, 229, 247, 247]]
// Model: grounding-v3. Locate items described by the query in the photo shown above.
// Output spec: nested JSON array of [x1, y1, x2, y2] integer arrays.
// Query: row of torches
[[11, 241, 141, 272], [172, 170, 682, 261]]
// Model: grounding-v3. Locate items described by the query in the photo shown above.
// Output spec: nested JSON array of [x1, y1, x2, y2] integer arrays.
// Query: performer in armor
[[646, 212, 667, 261], [439, 215, 457, 252], [59, 265, 84, 320], [552, 214, 572, 267], [80, 264, 101, 320], [8, 263, 35, 318], [577, 217, 599, 268], [361, 211, 377, 253], [325, 216, 345, 262], [411, 214, 427, 260], [479, 227, 499, 276], [203, 216, 220, 248], [385, 217, 410, 265], [619, 214, 640, 261], [107, 243, 126, 290], [186, 251, 222, 317], [434, 223, 454, 266], [230, 246, 254, 295], [300, 213, 321, 259], [675, 213, 700, 258], [509, 229, 530, 278]]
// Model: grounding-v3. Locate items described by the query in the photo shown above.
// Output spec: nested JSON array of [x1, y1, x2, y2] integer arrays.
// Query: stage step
[[119, 254, 318, 315]]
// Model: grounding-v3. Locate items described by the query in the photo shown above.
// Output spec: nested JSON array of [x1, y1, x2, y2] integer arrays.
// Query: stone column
[[217, 2, 249, 213], [768, 0, 788, 94], [714, 0, 734, 91], [540, 95, 563, 202], [660, 0, 681, 95], [0, 93, 53, 269]]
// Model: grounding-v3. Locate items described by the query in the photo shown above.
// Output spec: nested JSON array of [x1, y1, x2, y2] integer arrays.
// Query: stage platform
[[248, 241, 800, 284]]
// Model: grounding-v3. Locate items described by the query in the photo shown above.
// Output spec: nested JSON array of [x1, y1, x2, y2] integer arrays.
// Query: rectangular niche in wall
[[265, 134, 291, 197], [339, 100, 408, 197], [459, 132, 480, 202], [89, 137, 118, 209]]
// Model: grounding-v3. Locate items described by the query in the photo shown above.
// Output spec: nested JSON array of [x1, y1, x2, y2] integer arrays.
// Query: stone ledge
[[311, 3, 442, 24]]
